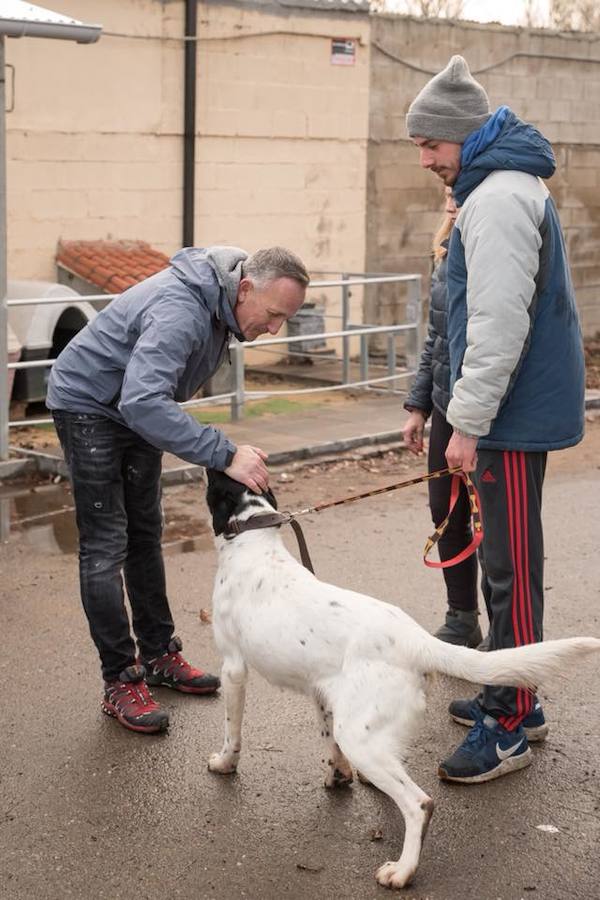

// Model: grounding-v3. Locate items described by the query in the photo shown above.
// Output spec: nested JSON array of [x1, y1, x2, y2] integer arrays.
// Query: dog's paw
[[208, 752, 237, 774], [375, 861, 416, 890], [324, 767, 354, 789]]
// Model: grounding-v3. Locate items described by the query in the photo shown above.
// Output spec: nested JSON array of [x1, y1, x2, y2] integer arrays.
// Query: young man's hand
[[445, 431, 478, 473], [402, 409, 427, 455], [225, 445, 269, 493]]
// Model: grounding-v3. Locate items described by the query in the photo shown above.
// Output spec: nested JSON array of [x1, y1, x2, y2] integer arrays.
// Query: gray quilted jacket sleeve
[[405, 256, 448, 416], [405, 316, 435, 416]]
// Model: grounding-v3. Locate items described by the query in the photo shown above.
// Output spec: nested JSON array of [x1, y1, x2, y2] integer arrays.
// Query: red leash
[[423, 471, 483, 568], [292, 466, 483, 570]]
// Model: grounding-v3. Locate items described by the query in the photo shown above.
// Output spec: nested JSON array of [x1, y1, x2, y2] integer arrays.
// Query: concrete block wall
[[367, 15, 600, 336]]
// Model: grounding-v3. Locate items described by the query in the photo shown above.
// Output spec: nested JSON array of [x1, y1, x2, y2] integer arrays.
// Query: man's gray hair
[[242, 246, 310, 289]]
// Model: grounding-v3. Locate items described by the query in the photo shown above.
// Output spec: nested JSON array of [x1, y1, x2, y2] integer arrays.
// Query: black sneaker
[[142, 636, 221, 694], [434, 609, 482, 648], [102, 664, 169, 734], [449, 695, 549, 742]]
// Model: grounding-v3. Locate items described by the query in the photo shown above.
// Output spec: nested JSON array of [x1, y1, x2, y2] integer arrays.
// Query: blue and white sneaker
[[449, 695, 548, 742], [438, 715, 532, 783]]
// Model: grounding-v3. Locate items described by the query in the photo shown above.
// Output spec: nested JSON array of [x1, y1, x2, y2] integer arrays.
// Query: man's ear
[[237, 277, 253, 303]]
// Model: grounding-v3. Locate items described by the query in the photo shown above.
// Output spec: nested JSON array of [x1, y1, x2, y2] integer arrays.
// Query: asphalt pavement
[[1, 434, 599, 900]]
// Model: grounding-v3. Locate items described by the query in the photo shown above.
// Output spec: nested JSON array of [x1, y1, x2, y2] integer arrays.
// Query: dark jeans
[[53, 411, 174, 681], [427, 406, 478, 612]]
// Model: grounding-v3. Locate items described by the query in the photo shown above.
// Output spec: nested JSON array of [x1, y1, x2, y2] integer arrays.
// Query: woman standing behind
[[402, 189, 483, 647]]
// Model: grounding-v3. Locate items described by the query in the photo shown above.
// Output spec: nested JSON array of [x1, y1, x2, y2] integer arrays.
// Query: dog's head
[[205, 469, 278, 536]]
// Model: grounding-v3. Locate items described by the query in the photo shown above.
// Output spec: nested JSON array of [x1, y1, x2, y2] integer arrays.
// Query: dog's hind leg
[[314, 697, 353, 789], [355, 749, 433, 890], [208, 657, 248, 775], [331, 664, 434, 889]]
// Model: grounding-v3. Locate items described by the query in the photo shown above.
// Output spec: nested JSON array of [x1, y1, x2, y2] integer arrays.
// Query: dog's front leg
[[208, 658, 248, 775]]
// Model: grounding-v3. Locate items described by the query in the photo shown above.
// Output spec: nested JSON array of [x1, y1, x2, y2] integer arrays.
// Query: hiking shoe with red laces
[[142, 636, 220, 694], [102, 664, 169, 734]]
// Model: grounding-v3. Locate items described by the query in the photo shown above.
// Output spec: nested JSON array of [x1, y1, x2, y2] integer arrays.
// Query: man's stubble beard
[[438, 172, 457, 187]]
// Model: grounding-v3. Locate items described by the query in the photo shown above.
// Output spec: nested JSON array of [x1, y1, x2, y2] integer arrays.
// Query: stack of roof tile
[[56, 239, 171, 294]]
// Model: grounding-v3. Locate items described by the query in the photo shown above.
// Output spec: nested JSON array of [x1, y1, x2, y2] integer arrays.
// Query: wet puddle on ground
[[0, 481, 213, 556]]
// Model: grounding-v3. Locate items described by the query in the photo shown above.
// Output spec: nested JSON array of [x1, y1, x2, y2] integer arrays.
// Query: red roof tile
[[56, 240, 170, 293]]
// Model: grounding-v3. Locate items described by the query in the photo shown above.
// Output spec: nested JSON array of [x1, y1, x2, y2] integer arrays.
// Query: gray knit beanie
[[406, 55, 491, 143]]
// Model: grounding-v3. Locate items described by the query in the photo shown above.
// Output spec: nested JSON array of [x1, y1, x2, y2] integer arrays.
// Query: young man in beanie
[[407, 56, 585, 782]]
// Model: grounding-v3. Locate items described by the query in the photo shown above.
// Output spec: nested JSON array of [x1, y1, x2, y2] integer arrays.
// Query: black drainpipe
[[183, 0, 198, 247]]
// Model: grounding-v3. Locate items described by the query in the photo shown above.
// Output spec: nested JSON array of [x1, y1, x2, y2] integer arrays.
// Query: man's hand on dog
[[225, 444, 269, 493]]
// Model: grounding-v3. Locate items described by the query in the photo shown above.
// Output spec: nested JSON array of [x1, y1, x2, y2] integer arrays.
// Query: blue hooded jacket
[[46, 247, 248, 469], [445, 110, 585, 451]]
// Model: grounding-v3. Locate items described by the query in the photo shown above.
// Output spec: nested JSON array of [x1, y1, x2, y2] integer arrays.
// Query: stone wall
[[367, 15, 600, 336]]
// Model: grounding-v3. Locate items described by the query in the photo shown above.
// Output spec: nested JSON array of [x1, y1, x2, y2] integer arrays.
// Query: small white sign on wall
[[331, 39, 356, 66]]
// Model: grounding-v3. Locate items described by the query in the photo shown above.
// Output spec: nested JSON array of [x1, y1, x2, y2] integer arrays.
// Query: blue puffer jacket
[[405, 241, 451, 416], [446, 110, 585, 451], [46, 246, 248, 469]]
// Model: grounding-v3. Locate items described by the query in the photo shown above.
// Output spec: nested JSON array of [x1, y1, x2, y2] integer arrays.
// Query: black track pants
[[476, 448, 547, 729]]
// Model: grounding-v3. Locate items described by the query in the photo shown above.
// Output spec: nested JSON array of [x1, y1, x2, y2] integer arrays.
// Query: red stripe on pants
[[499, 452, 533, 730]]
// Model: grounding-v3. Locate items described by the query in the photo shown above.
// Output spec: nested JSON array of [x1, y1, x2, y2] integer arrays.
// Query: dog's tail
[[419, 635, 600, 689]]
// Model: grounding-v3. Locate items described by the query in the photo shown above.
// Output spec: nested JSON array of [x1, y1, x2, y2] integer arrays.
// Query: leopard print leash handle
[[291, 466, 483, 570]]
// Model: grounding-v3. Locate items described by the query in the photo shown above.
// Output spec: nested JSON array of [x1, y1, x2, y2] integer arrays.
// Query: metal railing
[[1, 272, 422, 448]]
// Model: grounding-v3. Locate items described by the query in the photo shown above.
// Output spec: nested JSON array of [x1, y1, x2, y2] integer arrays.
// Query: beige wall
[[367, 15, 600, 336], [193, 1, 371, 357], [5, 0, 370, 285], [7, 1, 182, 278]]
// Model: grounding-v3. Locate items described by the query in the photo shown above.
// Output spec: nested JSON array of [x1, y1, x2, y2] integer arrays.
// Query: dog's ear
[[205, 468, 278, 534], [263, 487, 278, 511], [209, 496, 236, 536], [205, 469, 246, 536]]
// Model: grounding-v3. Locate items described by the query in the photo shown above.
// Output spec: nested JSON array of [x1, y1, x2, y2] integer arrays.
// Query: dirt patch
[[584, 332, 600, 389], [273, 412, 600, 510], [6, 416, 599, 559]]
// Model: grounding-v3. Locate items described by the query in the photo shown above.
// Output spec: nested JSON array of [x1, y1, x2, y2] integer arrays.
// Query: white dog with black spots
[[204, 470, 600, 890]]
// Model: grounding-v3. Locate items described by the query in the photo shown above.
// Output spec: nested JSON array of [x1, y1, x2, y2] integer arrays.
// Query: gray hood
[[204, 245, 248, 307], [170, 245, 248, 338]]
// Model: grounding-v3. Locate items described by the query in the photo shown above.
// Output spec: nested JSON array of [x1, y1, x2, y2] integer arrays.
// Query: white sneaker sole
[[438, 747, 532, 783]]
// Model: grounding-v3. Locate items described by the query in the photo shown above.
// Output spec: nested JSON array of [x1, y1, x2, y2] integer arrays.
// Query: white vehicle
[[7, 280, 98, 404]]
